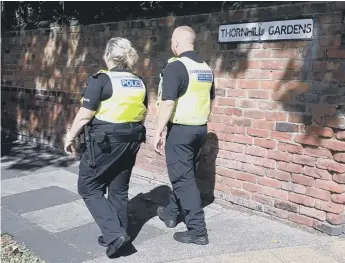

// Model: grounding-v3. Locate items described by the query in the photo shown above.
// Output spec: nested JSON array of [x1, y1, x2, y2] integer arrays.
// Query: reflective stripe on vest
[[93, 70, 147, 123], [158, 57, 213, 125]]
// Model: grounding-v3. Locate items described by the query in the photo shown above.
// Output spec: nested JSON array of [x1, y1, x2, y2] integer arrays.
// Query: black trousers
[[78, 123, 144, 244], [164, 123, 208, 237]]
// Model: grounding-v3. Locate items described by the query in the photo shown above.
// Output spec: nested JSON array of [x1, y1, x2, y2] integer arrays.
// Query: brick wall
[[1, 1, 345, 235]]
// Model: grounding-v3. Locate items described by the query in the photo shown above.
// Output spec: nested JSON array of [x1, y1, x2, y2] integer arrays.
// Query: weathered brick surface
[[1, 2, 344, 235]]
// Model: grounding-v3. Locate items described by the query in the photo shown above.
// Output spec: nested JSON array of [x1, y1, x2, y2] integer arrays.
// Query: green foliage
[[1, 1, 245, 31]]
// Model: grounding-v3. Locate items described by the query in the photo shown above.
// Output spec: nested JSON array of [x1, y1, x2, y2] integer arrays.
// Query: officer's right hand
[[153, 132, 163, 155]]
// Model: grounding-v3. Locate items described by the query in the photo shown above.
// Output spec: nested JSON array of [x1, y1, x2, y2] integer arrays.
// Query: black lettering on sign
[[281, 25, 287, 35], [275, 26, 281, 35], [287, 25, 294, 34], [294, 24, 299, 34], [306, 23, 312, 33], [240, 28, 247, 36], [268, 26, 274, 35]]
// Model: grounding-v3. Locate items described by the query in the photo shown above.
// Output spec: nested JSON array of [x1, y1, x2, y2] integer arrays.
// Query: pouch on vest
[[94, 131, 111, 152]]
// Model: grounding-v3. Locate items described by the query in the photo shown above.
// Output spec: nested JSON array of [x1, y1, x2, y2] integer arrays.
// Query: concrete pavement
[[1, 141, 345, 263]]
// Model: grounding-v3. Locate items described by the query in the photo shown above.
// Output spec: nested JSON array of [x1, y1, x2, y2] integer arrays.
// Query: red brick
[[333, 173, 345, 184], [253, 120, 275, 130], [260, 80, 281, 90], [303, 147, 332, 158], [289, 192, 315, 207], [331, 193, 345, 204], [229, 152, 252, 163], [224, 159, 243, 171], [326, 213, 345, 225], [271, 131, 292, 142], [223, 107, 243, 117], [242, 182, 261, 193], [232, 134, 253, 145], [265, 112, 286, 121], [236, 172, 257, 183], [245, 146, 267, 157], [216, 167, 236, 178], [239, 99, 258, 108], [265, 207, 289, 219], [210, 114, 231, 123], [259, 101, 279, 110], [248, 90, 269, 99], [336, 131, 345, 141], [288, 114, 311, 124], [316, 159, 345, 173], [258, 177, 281, 189], [278, 162, 302, 174], [252, 193, 274, 206], [292, 174, 315, 187], [305, 126, 334, 138], [288, 213, 314, 227], [220, 142, 244, 153], [315, 179, 345, 194], [242, 163, 267, 176], [334, 153, 345, 163], [208, 122, 226, 131], [321, 139, 345, 152], [222, 177, 242, 189], [294, 135, 321, 147], [303, 167, 332, 180], [247, 70, 272, 80], [315, 200, 345, 214], [294, 184, 307, 194], [215, 78, 236, 89], [226, 125, 246, 134], [226, 89, 246, 98], [254, 138, 276, 149], [278, 142, 303, 154], [267, 170, 291, 182], [309, 105, 337, 125], [231, 188, 251, 199], [299, 206, 326, 221], [262, 187, 288, 200], [238, 79, 259, 89], [267, 150, 293, 162], [232, 117, 252, 127], [323, 117, 345, 129], [217, 133, 232, 142], [260, 60, 286, 70], [274, 200, 299, 213], [292, 154, 316, 166], [210, 105, 224, 114], [216, 97, 236, 106], [306, 187, 331, 201], [243, 110, 265, 119], [247, 128, 268, 138], [253, 157, 276, 169], [327, 48, 345, 59]]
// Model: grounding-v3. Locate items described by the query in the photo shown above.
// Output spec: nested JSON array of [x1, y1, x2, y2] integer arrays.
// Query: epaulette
[[91, 69, 108, 78]]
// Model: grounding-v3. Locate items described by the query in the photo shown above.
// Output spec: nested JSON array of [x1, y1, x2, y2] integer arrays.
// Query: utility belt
[[79, 124, 146, 167]]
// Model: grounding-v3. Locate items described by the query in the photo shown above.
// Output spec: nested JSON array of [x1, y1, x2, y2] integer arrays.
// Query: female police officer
[[64, 37, 147, 258]]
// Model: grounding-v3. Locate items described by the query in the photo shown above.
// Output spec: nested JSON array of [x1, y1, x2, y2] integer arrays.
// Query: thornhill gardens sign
[[218, 18, 314, 43]]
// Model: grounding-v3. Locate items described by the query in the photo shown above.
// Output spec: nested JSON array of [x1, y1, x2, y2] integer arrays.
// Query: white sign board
[[218, 19, 314, 43]]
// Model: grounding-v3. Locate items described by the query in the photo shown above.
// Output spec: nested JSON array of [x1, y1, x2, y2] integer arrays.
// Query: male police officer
[[64, 38, 146, 258], [154, 26, 215, 245]]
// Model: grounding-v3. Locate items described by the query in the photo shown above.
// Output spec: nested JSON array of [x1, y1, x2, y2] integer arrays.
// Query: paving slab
[[21, 201, 94, 233], [1, 207, 36, 234], [2, 186, 81, 214], [1, 177, 41, 197], [13, 225, 91, 263], [216, 250, 281, 263], [1, 166, 26, 180]]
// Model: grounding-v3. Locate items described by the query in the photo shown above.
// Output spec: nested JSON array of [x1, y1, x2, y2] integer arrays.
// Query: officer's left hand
[[153, 132, 163, 155]]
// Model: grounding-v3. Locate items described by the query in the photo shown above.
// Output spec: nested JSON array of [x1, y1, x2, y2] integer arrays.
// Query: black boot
[[157, 206, 178, 228], [173, 231, 209, 245], [97, 236, 108, 247], [106, 234, 131, 258]]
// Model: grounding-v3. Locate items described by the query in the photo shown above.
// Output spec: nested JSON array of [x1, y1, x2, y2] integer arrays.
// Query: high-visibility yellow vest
[[84, 70, 147, 123], [158, 57, 213, 125]]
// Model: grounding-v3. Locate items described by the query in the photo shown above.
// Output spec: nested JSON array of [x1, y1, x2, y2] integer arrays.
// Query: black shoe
[[98, 236, 108, 247], [173, 231, 209, 245], [157, 206, 177, 228], [106, 234, 131, 258]]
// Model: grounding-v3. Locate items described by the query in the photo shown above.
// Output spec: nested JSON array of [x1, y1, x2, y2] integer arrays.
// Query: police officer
[[64, 37, 147, 258], [154, 26, 215, 245]]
